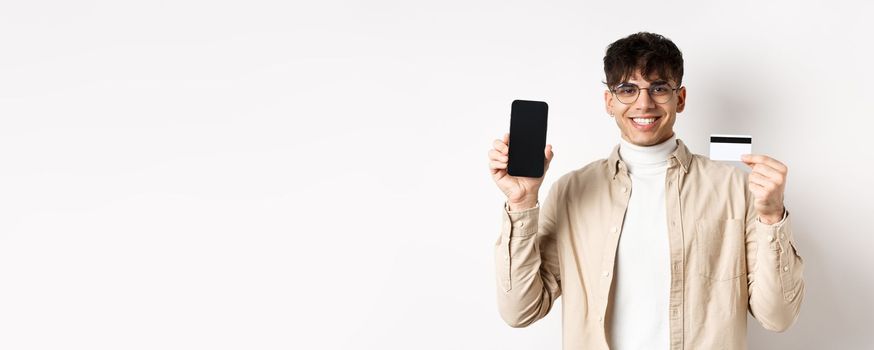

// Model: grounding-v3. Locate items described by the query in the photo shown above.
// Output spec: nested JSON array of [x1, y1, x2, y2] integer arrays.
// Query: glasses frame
[[610, 82, 682, 105]]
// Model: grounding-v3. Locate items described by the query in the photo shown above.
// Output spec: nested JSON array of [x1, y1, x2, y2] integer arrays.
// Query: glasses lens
[[650, 84, 674, 103], [614, 85, 638, 104]]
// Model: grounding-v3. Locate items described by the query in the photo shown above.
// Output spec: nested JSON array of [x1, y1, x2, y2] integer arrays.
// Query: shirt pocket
[[696, 218, 745, 281]]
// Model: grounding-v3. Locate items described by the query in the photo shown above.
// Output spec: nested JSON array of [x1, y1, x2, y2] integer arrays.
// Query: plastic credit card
[[709, 135, 752, 161]]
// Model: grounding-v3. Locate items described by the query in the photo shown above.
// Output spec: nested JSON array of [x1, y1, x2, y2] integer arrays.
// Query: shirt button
[[602, 271, 610, 277], [598, 316, 604, 323], [767, 235, 774, 242], [780, 234, 785, 240], [783, 266, 789, 272], [610, 227, 617, 233], [621, 187, 627, 193]]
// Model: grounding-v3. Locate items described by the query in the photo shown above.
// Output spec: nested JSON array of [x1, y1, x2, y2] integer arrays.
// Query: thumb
[[544, 144, 554, 170]]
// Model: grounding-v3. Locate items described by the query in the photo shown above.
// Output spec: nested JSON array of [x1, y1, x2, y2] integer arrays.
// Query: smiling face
[[604, 69, 686, 146]]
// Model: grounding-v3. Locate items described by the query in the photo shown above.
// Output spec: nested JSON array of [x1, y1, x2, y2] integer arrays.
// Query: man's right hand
[[488, 133, 554, 211]]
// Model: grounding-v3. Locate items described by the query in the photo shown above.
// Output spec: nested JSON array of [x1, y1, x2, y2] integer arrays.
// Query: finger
[[748, 171, 766, 186], [493, 139, 509, 155], [489, 149, 508, 162], [741, 154, 768, 164], [742, 154, 772, 170], [748, 181, 768, 199], [750, 163, 785, 184], [544, 144, 554, 171], [766, 157, 788, 173], [748, 172, 776, 191], [742, 154, 787, 173], [503, 133, 509, 145], [491, 166, 507, 181], [490, 160, 507, 171]]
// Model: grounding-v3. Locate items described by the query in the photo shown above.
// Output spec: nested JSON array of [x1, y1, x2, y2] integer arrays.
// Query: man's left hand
[[741, 154, 787, 224]]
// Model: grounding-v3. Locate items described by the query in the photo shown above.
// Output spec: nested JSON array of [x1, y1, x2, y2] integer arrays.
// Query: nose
[[635, 88, 656, 110]]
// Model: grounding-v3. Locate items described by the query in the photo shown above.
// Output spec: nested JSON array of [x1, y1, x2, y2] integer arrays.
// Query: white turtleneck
[[608, 135, 677, 350]]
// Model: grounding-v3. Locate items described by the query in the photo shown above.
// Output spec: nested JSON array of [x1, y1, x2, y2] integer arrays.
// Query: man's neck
[[619, 135, 677, 174]]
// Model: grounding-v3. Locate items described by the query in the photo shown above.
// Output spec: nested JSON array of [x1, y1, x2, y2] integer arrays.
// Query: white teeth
[[633, 118, 657, 125]]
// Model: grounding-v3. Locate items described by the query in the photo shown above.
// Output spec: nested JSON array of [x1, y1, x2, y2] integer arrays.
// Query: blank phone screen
[[507, 100, 548, 178]]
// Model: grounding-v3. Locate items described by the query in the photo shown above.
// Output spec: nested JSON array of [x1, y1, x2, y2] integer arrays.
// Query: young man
[[487, 32, 804, 349]]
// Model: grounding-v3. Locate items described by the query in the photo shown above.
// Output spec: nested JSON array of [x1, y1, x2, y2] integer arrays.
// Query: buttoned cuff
[[755, 209, 790, 246], [755, 210, 802, 301], [502, 201, 539, 237]]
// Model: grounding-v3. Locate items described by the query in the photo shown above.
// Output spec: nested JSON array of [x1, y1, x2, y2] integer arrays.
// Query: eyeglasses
[[610, 82, 680, 105]]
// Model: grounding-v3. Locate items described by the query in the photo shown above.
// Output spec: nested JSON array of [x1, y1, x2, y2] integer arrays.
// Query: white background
[[1, 0, 872, 349]]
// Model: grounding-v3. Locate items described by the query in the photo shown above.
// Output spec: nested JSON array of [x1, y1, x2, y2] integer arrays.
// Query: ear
[[604, 89, 613, 115], [675, 86, 686, 113]]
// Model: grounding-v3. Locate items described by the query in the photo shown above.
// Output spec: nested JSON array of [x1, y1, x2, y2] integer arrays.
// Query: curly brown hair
[[603, 32, 684, 88]]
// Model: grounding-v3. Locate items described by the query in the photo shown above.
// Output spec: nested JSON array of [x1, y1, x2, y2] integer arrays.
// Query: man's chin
[[624, 129, 676, 146], [624, 134, 661, 147]]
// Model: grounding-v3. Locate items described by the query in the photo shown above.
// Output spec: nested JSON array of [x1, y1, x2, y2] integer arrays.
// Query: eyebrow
[[619, 79, 670, 86]]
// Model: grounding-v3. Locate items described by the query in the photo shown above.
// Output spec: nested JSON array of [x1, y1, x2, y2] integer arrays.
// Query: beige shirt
[[494, 139, 804, 349]]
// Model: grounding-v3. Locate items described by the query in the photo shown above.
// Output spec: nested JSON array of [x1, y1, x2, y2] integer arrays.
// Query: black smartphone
[[507, 100, 549, 178]]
